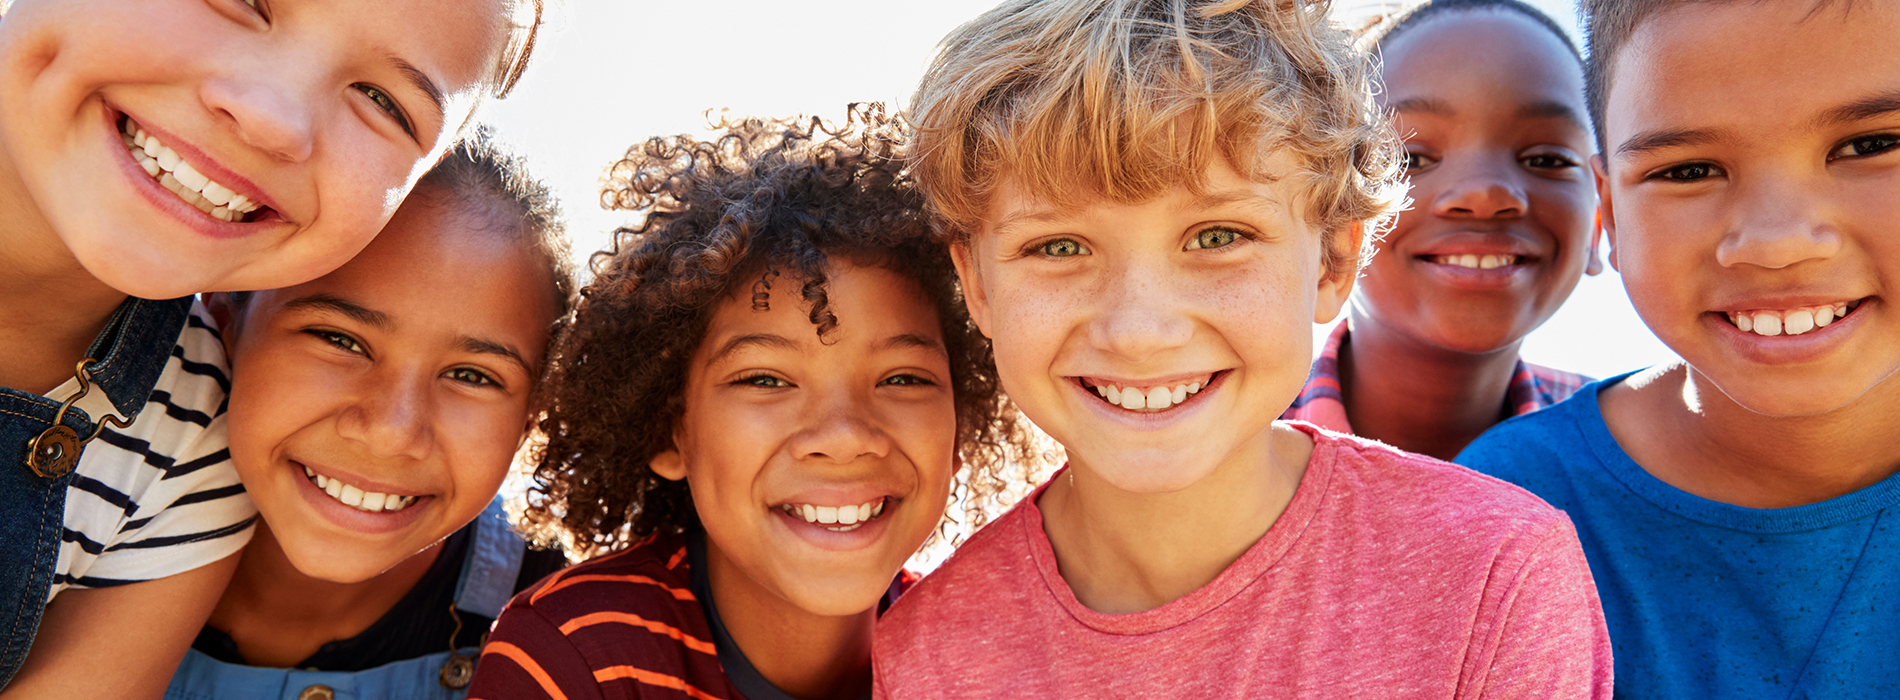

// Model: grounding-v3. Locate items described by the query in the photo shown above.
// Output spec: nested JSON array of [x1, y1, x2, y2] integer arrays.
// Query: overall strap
[[452, 498, 526, 620]]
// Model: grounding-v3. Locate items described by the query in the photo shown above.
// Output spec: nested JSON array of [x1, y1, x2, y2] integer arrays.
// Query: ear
[[1591, 154, 1620, 274], [203, 292, 245, 358], [948, 241, 994, 339], [649, 448, 687, 482], [1314, 221, 1364, 324]]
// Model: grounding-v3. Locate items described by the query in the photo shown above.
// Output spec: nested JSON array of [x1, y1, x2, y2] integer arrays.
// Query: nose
[[788, 388, 892, 465], [200, 63, 318, 163], [1716, 177, 1842, 269], [1088, 259, 1194, 362], [336, 373, 433, 461], [1430, 156, 1529, 219]]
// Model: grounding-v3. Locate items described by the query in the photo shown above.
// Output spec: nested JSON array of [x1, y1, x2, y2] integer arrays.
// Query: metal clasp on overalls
[[23, 359, 132, 478]]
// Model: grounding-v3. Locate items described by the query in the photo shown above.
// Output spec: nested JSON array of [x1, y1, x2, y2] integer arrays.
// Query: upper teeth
[[120, 118, 259, 222], [1726, 301, 1856, 337], [1092, 377, 1207, 412], [1431, 254, 1520, 269], [304, 464, 418, 513], [783, 499, 886, 531]]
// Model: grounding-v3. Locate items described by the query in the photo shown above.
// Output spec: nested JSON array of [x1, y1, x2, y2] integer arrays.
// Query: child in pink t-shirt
[[873, 0, 1613, 696]]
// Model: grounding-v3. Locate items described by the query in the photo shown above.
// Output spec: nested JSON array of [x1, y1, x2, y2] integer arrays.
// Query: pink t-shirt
[[874, 423, 1612, 698]]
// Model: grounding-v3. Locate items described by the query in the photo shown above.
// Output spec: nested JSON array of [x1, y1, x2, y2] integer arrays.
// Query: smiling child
[[0, 0, 542, 694], [168, 131, 572, 700], [873, 0, 1612, 696], [467, 106, 1037, 700], [1456, 0, 1900, 696], [1282, 0, 1601, 459]]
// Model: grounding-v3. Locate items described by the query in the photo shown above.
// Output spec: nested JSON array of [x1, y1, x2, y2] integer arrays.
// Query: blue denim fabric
[[0, 296, 192, 688]]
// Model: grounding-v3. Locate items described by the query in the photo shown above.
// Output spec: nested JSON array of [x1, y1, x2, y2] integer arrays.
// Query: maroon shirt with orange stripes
[[469, 529, 907, 700]]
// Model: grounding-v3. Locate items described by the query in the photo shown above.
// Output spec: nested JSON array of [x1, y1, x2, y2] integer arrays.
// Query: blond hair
[[910, 0, 1404, 274]]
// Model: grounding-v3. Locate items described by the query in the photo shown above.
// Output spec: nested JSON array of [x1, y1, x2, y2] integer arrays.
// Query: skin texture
[[1594, 0, 1900, 508], [649, 262, 957, 700], [1343, 10, 1600, 460], [207, 191, 557, 666], [952, 154, 1355, 614], [0, 0, 503, 394]]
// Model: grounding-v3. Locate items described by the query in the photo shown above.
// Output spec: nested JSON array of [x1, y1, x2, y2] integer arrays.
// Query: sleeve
[[1466, 517, 1614, 700], [469, 602, 608, 700]]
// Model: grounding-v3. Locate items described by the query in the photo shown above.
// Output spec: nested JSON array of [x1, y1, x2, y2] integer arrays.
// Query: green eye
[[1038, 239, 1086, 257], [354, 83, 414, 136], [1187, 227, 1242, 250]]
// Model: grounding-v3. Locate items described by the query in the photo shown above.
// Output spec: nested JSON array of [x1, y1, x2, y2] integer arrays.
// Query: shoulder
[[878, 494, 1039, 647], [506, 532, 696, 619], [1458, 379, 1610, 484], [1314, 429, 1573, 542]]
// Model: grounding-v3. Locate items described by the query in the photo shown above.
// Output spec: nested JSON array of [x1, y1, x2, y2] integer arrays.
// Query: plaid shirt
[[1282, 323, 1592, 435]]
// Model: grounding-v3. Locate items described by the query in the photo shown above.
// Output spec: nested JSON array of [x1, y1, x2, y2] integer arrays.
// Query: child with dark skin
[[1458, 0, 1900, 695], [1284, 0, 1602, 460]]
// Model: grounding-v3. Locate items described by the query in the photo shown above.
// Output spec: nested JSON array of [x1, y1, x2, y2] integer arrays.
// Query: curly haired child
[[467, 104, 1039, 700], [0, 0, 543, 695], [873, 0, 1613, 696]]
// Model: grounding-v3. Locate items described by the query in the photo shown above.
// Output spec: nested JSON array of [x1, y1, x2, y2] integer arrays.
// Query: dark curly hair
[[519, 104, 1044, 558]]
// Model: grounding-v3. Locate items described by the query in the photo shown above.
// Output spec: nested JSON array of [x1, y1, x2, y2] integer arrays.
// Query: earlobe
[[949, 241, 993, 339], [1313, 222, 1363, 324], [649, 449, 687, 481]]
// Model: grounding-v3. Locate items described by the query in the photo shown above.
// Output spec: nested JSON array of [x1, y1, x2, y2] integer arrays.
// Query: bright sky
[[484, 0, 1678, 380]]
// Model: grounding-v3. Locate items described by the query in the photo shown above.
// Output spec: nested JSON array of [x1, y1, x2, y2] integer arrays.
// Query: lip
[[769, 496, 899, 552], [1710, 293, 1864, 314], [1408, 230, 1547, 259], [107, 104, 283, 239], [1076, 370, 1216, 389], [1070, 368, 1229, 427], [1707, 297, 1873, 366], [289, 459, 431, 535]]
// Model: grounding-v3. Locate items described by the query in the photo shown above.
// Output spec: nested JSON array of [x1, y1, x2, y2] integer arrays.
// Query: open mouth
[[1079, 371, 1219, 413], [1723, 299, 1863, 337], [302, 464, 420, 514], [1423, 254, 1528, 270], [118, 115, 268, 223], [778, 497, 889, 532]]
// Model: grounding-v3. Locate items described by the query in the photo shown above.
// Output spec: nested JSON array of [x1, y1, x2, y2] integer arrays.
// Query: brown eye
[[354, 83, 414, 136], [1830, 134, 1900, 161], [1650, 162, 1720, 182]]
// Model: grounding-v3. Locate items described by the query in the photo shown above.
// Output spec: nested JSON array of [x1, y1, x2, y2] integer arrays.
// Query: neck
[[1039, 422, 1310, 614], [207, 521, 443, 667], [1338, 318, 1525, 460], [705, 542, 875, 700], [1603, 364, 1900, 509], [0, 150, 128, 394]]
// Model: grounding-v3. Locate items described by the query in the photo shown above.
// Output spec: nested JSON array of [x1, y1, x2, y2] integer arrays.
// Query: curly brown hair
[[518, 104, 1044, 558]]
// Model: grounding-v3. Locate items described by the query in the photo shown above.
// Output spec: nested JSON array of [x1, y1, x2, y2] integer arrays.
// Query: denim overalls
[[165, 499, 529, 700], [0, 297, 193, 688]]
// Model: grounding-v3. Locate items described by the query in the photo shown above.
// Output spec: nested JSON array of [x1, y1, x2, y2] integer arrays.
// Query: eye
[[1185, 226, 1246, 251], [1522, 153, 1580, 170], [734, 373, 792, 389], [1829, 133, 1900, 161], [353, 84, 414, 137], [1404, 151, 1439, 173], [445, 367, 500, 388], [879, 373, 936, 387], [1645, 161, 1723, 183], [1032, 238, 1089, 258], [306, 329, 367, 356]]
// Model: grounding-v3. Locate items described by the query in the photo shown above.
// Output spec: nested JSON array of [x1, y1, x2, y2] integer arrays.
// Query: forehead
[[1606, 1, 1900, 149], [701, 263, 944, 356], [1382, 11, 1585, 113], [981, 151, 1301, 234], [309, 0, 509, 97]]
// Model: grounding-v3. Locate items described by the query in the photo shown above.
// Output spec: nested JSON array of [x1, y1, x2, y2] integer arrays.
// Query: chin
[[780, 570, 902, 617], [1703, 373, 1889, 419], [1086, 451, 1221, 495]]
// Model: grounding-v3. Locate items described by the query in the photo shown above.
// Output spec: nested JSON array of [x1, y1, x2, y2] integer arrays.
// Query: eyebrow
[[706, 333, 802, 365], [281, 293, 390, 329], [877, 333, 948, 358], [1615, 127, 1727, 159], [459, 336, 533, 376], [1815, 90, 1900, 128], [1391, 97, 1455, 117], [989, 209, 1069, 240], [1517, 100, 1588, 129], [388, 54, 446, 123]]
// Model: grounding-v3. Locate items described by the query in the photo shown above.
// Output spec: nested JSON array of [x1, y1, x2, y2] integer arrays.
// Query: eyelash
[[1829, 133, 1900, 161], [307, 329, 367, 356], [445, 367, 500, 388], [354, 84, 415, 137], [1186, 226, 1250, 251], [881, 373, 935, 387], [1644, 161, 1723, 183], [1522, 153, 1580, 170], [734, 373, 792, 389], [1025, 238, 1088, 258], [1405, 151, 1438, 172]]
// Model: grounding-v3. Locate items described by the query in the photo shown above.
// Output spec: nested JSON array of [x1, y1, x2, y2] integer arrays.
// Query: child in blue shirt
[[1457, 1, 1900, 697]]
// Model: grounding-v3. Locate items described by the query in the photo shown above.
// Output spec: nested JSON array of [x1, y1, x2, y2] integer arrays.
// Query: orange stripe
[[479, 642, 568, 700], [666, 546, 688, 570], [593, 665, 723, 700], [558, 611, 717, 655], [533, 573, 696, 604]]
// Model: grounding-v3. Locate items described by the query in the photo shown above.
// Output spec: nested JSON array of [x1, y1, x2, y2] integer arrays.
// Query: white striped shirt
[[46, 299, 256, 599]]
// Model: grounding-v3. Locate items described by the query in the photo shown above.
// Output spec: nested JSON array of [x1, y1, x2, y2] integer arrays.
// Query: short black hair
[[1368, 0, 1580, 62]]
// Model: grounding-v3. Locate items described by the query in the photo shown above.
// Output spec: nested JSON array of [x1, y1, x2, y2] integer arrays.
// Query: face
[[0, 0, 507, 299], [1358, 10, 1598, 354], [954, 155, 1356, 494], [222, 195, 557, 583], [1598, 0, 1900, 416], [652, 262, 957, 617]]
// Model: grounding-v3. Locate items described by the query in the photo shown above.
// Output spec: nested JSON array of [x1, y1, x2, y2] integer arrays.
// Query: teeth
[[1727, 302, 1860, 337], [784, 498, 887, 531], [301, 466, 418, 513], [1120, 389, 1145, 410], [1432, 254, 1521, 269], [118, 117, 260, 221], [1090, 376, 1209, 413]]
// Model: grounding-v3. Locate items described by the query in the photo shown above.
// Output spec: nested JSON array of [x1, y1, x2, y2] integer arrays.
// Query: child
[[873, 0, 1612, 696], [166, 131, 571, 699], [1282, 0, 1601, 459], [467, 106, 1037, 700], [1456, 0, 1900, 696], [0, 0, 542, 694]]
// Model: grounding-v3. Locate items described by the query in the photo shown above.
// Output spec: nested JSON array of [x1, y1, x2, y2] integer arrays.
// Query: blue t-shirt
[[1456, 373, 1900, 699]]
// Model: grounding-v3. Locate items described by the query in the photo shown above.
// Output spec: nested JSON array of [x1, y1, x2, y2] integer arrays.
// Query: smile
[[303, 464, 420, 513], [118, 116, 262, 222], [1724, 300, 1860, 337], [1425, 254, 1526, 270], [1081, 373, 1216, 412], [778, 497, 888, 532]]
